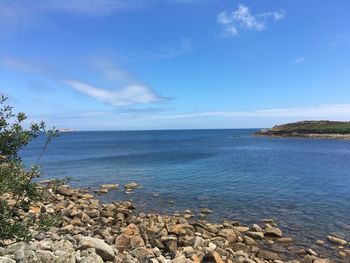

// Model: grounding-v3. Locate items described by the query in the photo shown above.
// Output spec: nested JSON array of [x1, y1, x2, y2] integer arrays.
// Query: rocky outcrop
[[255, 120, 350, 140], [0, 184, 345, 262]]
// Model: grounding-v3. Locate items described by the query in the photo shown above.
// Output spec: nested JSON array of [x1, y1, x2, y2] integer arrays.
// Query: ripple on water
[[24, 129, 350, 258]]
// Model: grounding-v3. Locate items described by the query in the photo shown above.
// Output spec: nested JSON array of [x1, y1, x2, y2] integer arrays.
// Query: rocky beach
[[0, 182, 349, 263]]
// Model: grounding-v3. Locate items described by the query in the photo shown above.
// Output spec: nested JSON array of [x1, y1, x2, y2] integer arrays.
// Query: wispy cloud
[[89, 57, 135, 83], [27, 80, 56, 93], [31, 103, 350, 130], [330, 32, 350, 48], [2, 58, 43, 73], [218, 4, 285, 36], [293, 57, 307, 64], [146, 104, 350, 120], [0, 0, 140, 19], [0, 0, 211, 28], [64, 79, 162, 107], [84, 56, 167, 106], [168, 0, 216, 3], [129, 38, 193, 61]]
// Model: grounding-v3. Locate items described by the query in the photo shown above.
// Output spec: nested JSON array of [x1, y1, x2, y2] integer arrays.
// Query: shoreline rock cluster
[[0, 184, 349, 263], [255, 133, 350, 141]]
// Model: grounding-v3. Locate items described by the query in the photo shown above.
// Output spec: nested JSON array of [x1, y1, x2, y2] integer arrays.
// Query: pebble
[[0, 183, 339, 263], [316, 239, 324, 245], [306, 248, 318, 256]]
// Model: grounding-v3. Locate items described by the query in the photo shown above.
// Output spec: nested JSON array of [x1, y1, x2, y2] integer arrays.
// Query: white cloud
[[218, 4, 285, 36], [2, 55, 166, 108], [145, 104, 350, 120], [64, 79, 162, 107], [293, 57, 307, 64]]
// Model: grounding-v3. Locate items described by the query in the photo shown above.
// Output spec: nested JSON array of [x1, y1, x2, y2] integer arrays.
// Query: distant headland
[[58, 128, 76, 133], [255, 120, 350, 140]]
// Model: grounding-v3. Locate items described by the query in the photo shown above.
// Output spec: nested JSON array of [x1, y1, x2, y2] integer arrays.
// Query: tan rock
[[123, 223, 140, 236], [79, 237, 115, 261], [338, 251, 347, 258], [233, 226, 250, 232], [276, 237, 293, 243], [218, 229, 237, 244], [301, 255, 313, 263], [316, 240, 324, 245], [246, 231, 264, 239], [327, 235, 347, 246], [265, 224, 282, 237], [82, 194, 94, 199], [161, 236, 177, 254], [124, 182, 139, 190], [115, 234, 132, 252], [100, 210, 114, 218], [243, 235, 256, 246], [95, 189, 108, 194], [170, 224, 194, 235], [257, 250, 279, 260], [306, 248, 318, 256], [130, 247, 154, 261], [130, 236, 145, 248], [252, 224, 263, 232], [201, 208, 213, 214], [57, 186, 75, 197]]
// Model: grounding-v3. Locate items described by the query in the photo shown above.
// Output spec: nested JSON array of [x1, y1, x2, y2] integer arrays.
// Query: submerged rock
[[0, 182, 338, 262], [95, 188, 108, 194], [100, 184, 119, 190], [257, 249, 279, 260], [201, 208, 213, 214], [124, 182, 140, 190], [327, 235, 347, 246]]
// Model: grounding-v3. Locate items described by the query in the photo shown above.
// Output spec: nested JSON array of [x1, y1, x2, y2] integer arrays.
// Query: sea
[[21, 129, 350, 258]]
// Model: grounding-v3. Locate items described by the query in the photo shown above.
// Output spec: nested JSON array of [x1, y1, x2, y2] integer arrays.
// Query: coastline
[[1, 182, 348, 262], [255, 133, 350, 141]]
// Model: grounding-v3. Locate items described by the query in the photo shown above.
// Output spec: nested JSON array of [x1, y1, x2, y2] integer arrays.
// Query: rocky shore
[[0, 183, 349, 263], [255, 133, 350, 140]]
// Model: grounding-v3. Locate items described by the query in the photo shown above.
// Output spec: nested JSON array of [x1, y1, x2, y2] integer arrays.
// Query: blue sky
[[1, 0, 350, 130]]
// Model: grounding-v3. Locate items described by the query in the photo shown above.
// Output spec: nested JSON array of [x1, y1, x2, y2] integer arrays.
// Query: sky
[[1, 0, 350, 130]]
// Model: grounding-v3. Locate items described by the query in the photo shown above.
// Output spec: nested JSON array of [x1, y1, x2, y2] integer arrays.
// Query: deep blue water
[[22, 129, 350, 257]]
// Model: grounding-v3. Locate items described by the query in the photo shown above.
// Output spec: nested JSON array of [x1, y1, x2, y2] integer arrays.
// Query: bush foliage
[[0, 95, 59, 243]]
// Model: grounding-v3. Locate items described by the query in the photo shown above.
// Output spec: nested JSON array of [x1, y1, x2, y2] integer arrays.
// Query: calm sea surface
[[22, 129, 350, 258]]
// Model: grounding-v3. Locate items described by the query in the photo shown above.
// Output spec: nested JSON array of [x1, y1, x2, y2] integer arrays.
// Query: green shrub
[[0, 95, 59, 243]]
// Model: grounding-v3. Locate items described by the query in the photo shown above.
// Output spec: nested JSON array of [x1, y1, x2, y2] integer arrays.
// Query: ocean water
[[22, 129, 350, 258]]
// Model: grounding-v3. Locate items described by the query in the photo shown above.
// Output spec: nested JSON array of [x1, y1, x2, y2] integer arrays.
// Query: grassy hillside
[[257, 120, 350, 135]]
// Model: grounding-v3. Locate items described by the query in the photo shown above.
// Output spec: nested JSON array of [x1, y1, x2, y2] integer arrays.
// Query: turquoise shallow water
[[22, 129, 350, 258]]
